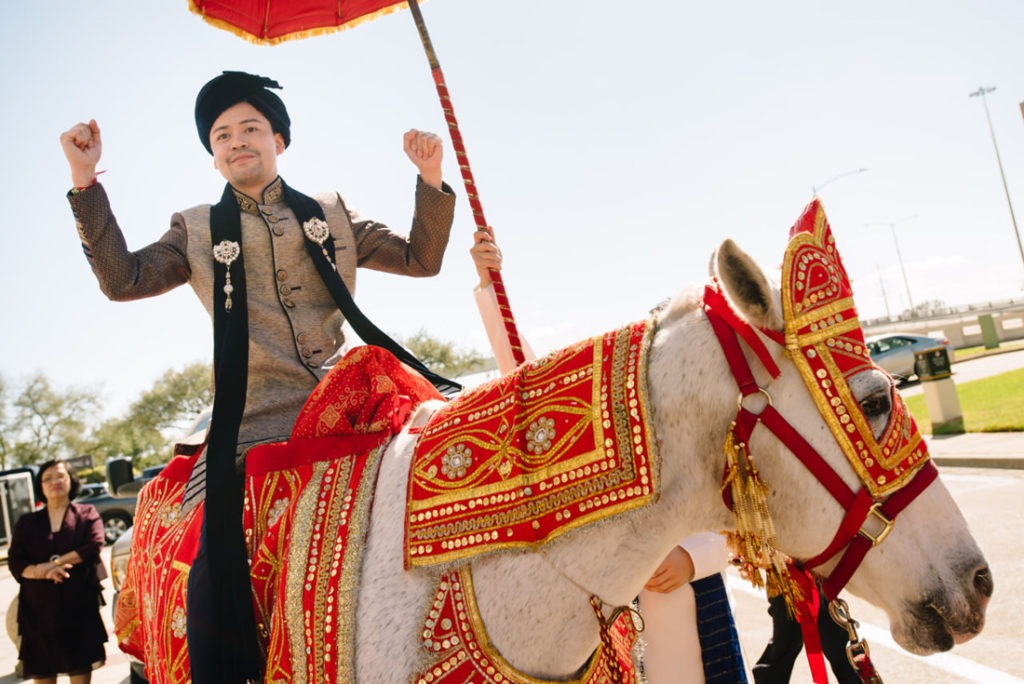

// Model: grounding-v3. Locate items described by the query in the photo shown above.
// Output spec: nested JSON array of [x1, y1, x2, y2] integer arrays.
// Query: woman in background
[[8, 459, 107, 684]]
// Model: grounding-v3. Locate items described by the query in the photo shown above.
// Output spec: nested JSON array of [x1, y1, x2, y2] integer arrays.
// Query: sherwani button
[[296, 333, 308, 345], [283, 298, 296, 308], [279, 284, 292, 296], [301, 347, 313, 358], [272, 226, 285, 236], [276, 269, 288, 282]]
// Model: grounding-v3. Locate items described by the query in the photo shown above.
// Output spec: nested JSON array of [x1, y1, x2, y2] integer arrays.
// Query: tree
[[910, 299, 948, 318], [401, 329, 492, 379], [90, 362, 212, 467], [0, 373, 101, 469]]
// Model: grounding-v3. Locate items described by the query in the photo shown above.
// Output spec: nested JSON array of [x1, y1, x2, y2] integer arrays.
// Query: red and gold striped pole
[[407, 0, 527, 366]]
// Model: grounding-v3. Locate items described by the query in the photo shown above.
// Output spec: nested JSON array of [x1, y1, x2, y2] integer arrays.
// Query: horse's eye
[[860, 391, 892, 419]]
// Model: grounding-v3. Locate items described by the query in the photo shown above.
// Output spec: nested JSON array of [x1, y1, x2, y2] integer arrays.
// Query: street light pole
[[875, 264, 892, 321], [969, 86, 1024, 271], [812, 167, 868, 195], [867, 216, 917, 317]]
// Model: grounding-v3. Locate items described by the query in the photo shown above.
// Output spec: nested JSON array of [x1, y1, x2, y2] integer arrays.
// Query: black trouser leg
[[752, 594, 803, 683], [186, 511, 223, 684], [753, 592, 861, 684], [818, 598, 860, 684]]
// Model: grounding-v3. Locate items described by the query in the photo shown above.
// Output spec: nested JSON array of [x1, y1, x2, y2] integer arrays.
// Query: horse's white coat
[[353, 240, 990, 681]]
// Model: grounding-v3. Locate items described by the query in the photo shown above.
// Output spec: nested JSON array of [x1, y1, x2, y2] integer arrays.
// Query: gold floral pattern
[[441, 444, 473, 479], [267, 497, 289, 527], [158, 503, 182, 526], [526, 417, 556, 455], [170, 606, 187, 639]]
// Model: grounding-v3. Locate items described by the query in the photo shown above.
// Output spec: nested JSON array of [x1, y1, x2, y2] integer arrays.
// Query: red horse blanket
[[405, 319, 658, 568], [113, 346, 441, 683], [416, 567, 639, 684]]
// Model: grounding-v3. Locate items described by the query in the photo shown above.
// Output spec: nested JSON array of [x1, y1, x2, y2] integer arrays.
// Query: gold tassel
[[721, 422, 802, 616]]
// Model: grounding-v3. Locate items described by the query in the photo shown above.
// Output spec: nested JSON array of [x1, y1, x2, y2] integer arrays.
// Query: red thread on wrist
[[71, 170, 105, 193]]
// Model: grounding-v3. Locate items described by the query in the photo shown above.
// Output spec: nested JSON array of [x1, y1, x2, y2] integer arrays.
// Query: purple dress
[[7, 502, 108, 677]]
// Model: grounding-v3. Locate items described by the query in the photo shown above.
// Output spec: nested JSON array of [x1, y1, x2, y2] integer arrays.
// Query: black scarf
[[203, 180, 459, 681]]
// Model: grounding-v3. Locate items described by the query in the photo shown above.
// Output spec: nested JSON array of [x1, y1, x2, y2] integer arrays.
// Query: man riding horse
[[60, 71, 457, 683]]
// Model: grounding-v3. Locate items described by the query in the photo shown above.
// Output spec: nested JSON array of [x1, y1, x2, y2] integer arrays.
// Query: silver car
[[866, 333, 954, 380]]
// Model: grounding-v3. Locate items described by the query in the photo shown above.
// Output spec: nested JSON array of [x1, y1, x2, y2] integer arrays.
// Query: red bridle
[[703, 284, 938, 599]]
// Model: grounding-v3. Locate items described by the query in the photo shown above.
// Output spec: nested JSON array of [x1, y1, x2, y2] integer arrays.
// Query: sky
[[2, 0, 1024, 417]]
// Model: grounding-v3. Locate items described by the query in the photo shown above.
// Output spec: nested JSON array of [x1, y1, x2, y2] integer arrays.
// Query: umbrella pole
[[406, 0, 527, 367]]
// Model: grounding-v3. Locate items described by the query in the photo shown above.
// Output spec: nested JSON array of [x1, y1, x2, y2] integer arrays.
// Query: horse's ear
[[714, 239, 784, 331]]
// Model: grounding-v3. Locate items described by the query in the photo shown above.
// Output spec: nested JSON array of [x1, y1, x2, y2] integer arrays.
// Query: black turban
[[195, 71, 291, 154]]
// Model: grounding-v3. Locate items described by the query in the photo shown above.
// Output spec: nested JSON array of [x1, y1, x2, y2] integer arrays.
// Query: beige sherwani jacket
[[68, 176, 455, 445]]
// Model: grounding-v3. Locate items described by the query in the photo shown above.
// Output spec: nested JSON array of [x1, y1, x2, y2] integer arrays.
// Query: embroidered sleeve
[[350, 177, 455, 276], [68, 183, 191, 301]]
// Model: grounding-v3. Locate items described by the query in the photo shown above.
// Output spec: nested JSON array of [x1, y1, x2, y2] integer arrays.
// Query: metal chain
[[829, 598, 884, 684]]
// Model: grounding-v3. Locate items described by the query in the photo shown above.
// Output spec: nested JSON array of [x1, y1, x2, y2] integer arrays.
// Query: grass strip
[[904, 368, 1024, 434]]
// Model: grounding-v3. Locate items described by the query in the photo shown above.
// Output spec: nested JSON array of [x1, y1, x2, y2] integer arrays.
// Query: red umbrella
[[188, 0, 528, 365]]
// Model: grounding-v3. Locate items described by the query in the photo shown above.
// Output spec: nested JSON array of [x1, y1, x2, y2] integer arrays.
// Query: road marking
[[728, 580, 1024, 683], [854, 621, 1024, 684]]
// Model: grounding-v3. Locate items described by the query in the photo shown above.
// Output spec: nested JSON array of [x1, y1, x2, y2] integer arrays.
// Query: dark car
[[76, 482, 108, 500], [74, 483, 136, 545], [79, 463, 170, 545]]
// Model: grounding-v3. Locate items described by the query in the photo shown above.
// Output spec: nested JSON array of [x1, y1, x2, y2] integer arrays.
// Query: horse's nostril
[[973, 566, 994, 599]]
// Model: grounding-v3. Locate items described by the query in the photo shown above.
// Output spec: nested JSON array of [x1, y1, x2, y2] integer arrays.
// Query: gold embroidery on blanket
[[285, 461, 328, 684], [248, 468, 304, 668], [407, 320, 657, 567], [336, 445, 386, 683], [313, 457, 355, 682], [416, 565, 637, 684], [118, 473, 201, 684]]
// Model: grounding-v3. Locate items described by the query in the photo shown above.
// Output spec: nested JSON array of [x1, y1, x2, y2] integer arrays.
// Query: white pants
[[639, 584, 704, 684]]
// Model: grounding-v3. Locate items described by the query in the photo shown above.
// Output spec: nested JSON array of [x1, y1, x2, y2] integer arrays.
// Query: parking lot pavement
[[0, 546, 134, 684]]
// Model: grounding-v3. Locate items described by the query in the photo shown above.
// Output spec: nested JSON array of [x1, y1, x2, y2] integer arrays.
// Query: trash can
[[913, 347, 962, 433], [914, 347, 952, 381]]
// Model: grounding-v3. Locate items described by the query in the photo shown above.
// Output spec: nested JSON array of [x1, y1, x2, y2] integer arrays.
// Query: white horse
[[354, 238, 991, 681]]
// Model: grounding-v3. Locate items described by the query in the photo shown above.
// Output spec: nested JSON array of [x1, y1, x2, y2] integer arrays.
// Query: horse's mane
[[655, 285, 704, 326]]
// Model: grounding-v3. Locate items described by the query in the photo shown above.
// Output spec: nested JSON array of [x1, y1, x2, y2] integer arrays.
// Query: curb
[[932, 456, 1024, 470], [952, 343, 1024, 365]]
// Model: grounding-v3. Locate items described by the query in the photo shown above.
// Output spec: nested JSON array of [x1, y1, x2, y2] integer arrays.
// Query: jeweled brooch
[[303, 217, 336, 271], [212, 240, 241, 311]]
